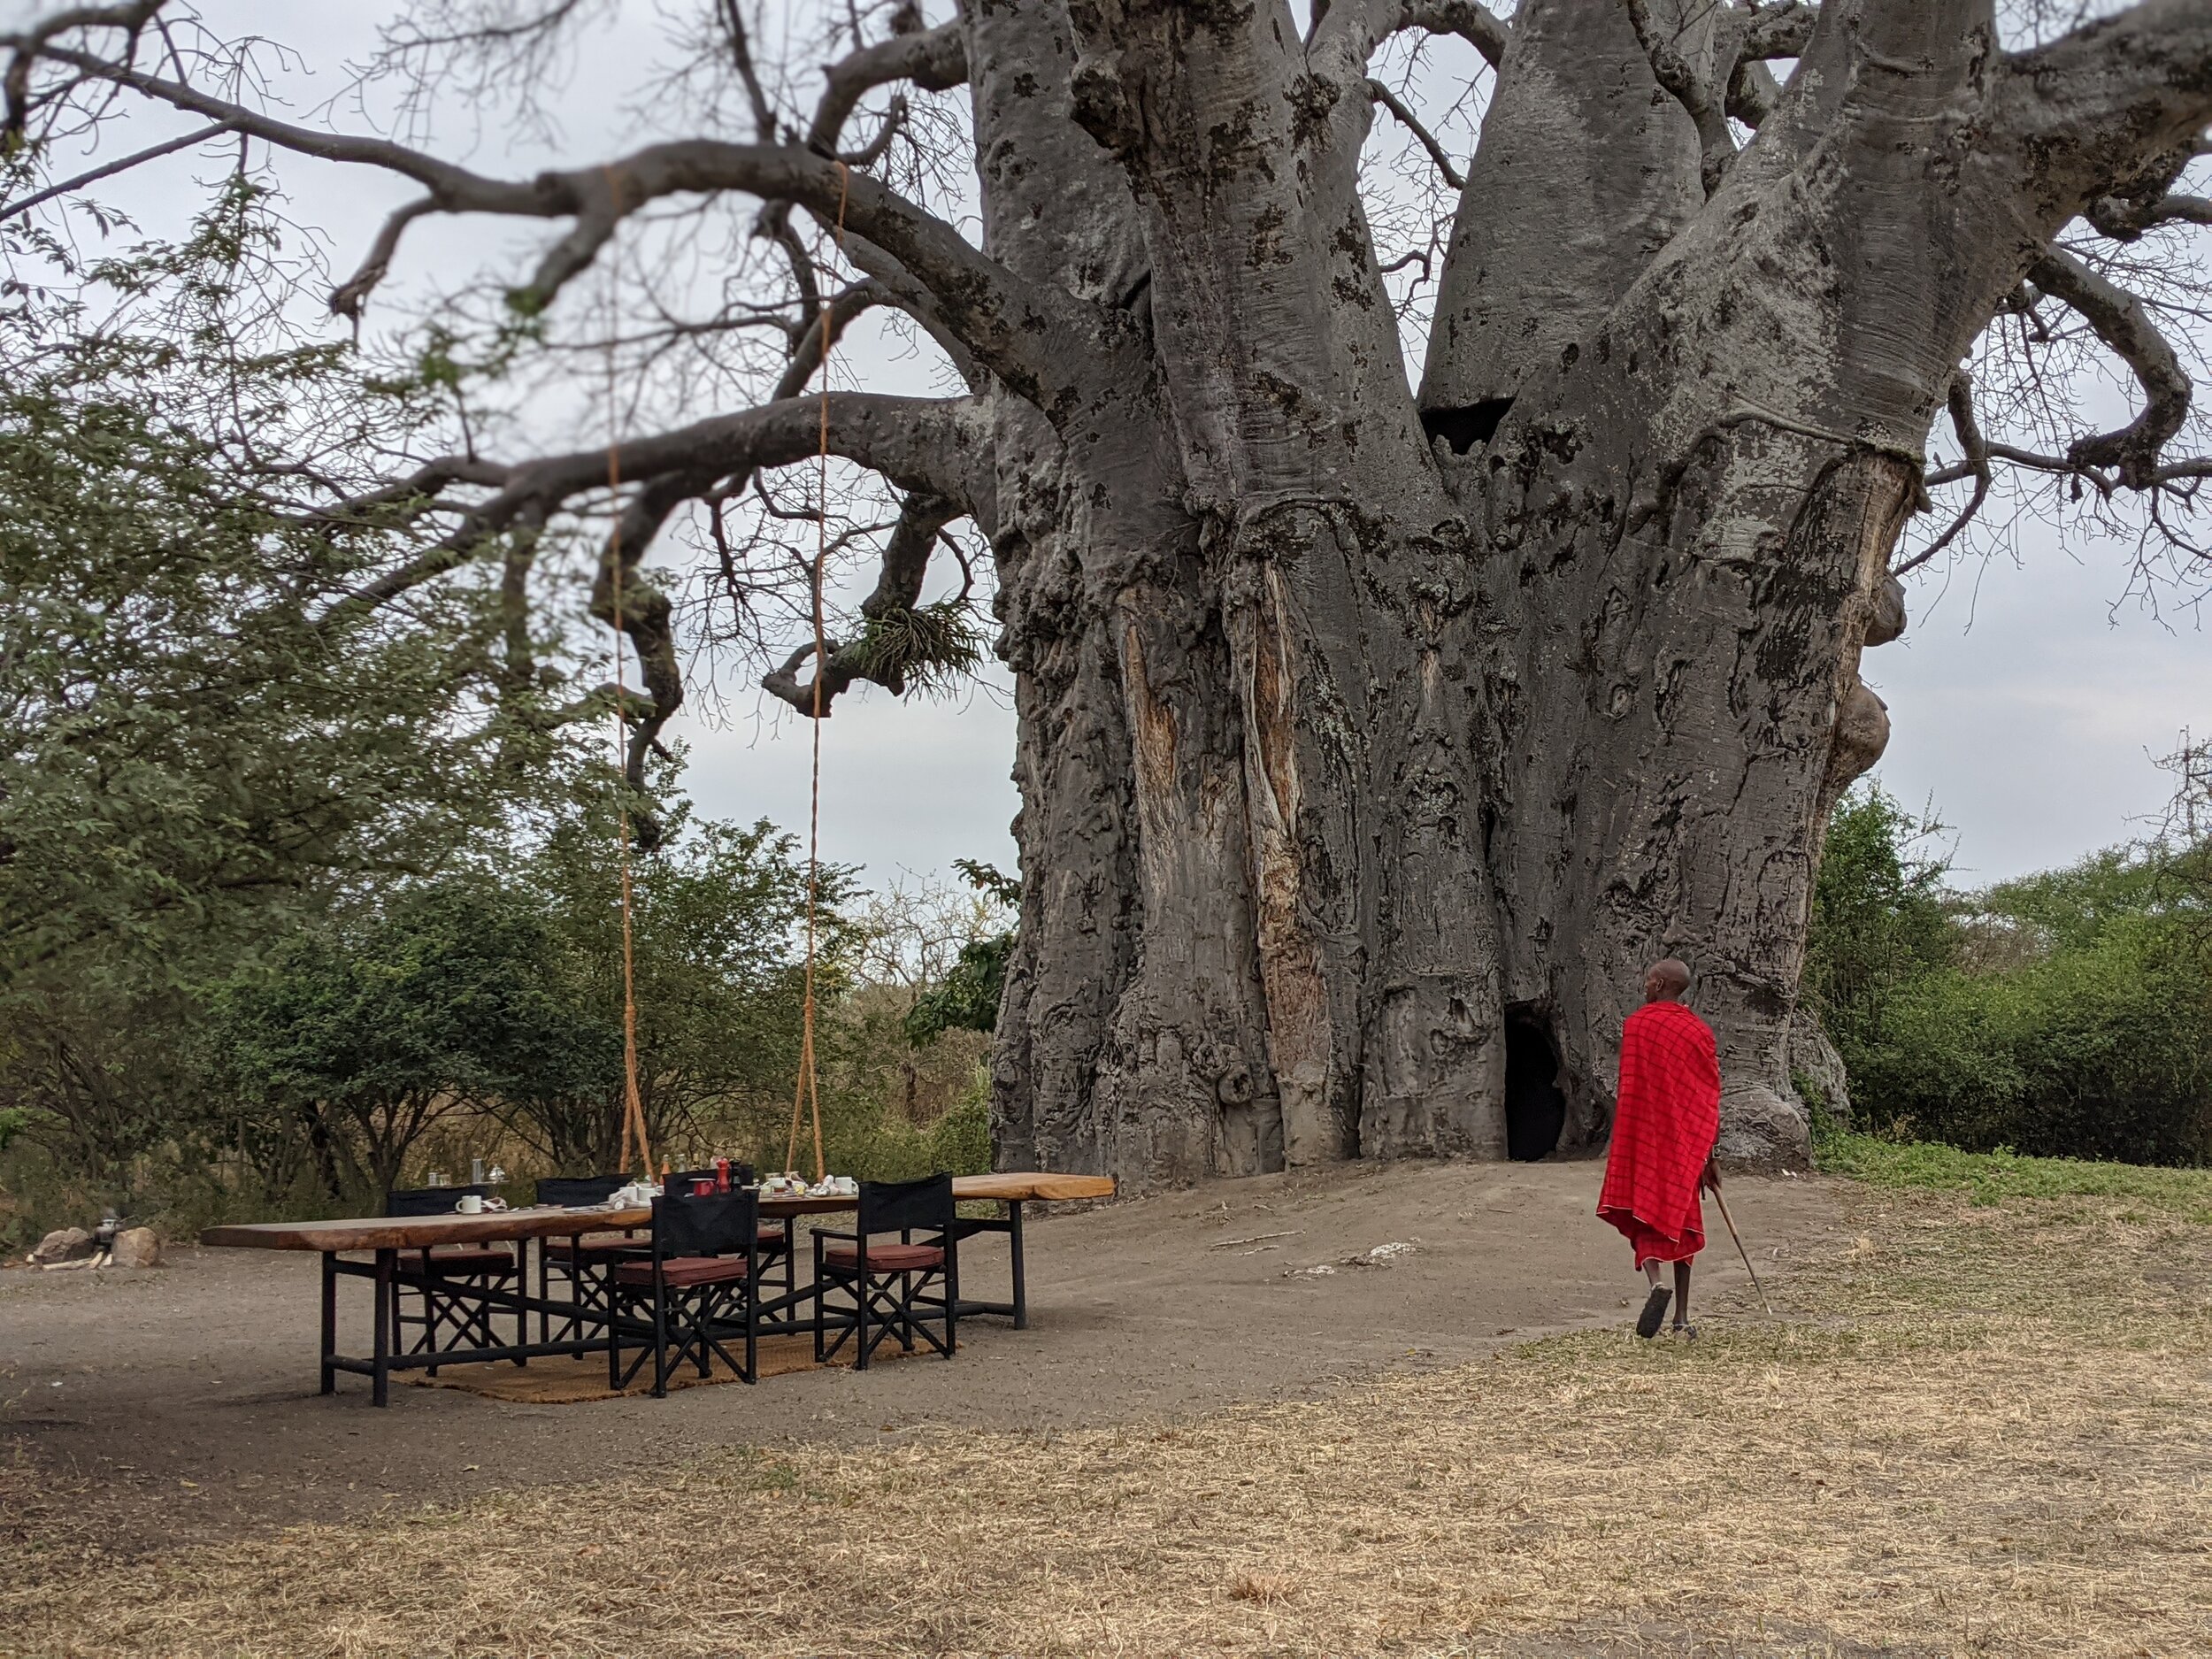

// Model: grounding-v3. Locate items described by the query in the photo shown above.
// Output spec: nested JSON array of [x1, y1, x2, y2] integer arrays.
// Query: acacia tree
[[10, 0, 2212, 1182]]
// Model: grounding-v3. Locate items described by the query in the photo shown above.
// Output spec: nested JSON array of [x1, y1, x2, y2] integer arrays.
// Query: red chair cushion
[[757, 1225, 790, 1249], [613, 1256, 750, 1289], [406, 1247, 515, 1276], [823, 1242, 944, 1273]]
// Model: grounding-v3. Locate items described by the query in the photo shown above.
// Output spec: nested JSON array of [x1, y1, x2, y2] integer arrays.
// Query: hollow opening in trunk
[[1420, 398, 1515, 456], [1503, 1010, 1566, 1162]]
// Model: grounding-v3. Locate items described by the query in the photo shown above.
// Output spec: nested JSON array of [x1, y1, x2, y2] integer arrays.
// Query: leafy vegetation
[[1814, 1127, 2212, 1220], [1806, 772, 2212, 1167], [0, 198, 1001, 1243], [902, 860, 1018, 1047]]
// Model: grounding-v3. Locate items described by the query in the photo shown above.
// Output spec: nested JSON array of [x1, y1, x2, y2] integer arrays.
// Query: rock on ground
[[28, 1227, 94, 1266], [110, 1228, 161, 1269]]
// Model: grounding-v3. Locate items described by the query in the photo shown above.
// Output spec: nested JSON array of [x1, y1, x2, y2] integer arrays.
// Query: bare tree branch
[[329, 392, 982, 618], [1624, 0, 1733, 198], [1900, 369, 1991, 575], [2089, 189, 2212, 239], [2, 0, 165, 134], [12, 40, 543, 204], [1313, 0, 1509, 70], [331, 196, 434, 321], [1996, 1, 2212, 219], [718, 0, 779, 143], [2031, 246, 2192, 488], [761, 492, 964, 718], [1735, 2, 1818, 63], [1713, 1, 1814, 129], [1394, 1, 1509, 68], [7, 40, 1100, 404], [0, 115, 230, 220], [1368, 78, 1464, 191], [288, 455, 514, 531], [804, 19, 966, 156], [1725, 56, 1785, 128]]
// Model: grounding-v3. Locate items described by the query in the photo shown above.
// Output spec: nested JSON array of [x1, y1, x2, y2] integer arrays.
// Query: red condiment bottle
[[714, 1156, 730, 1194]]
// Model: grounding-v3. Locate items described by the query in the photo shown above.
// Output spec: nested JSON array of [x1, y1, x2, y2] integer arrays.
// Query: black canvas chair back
[[856, 1173, 953, 1237], [653, 1189, 760, 1260], [380, 1186, 511, 1373], [385, 1185, 490, 1217], [664, 1164, 755, 1197], [610, 1189, 764, 1394], [812, 1173, 957, 1369], [535, 1174, 626, 1208]]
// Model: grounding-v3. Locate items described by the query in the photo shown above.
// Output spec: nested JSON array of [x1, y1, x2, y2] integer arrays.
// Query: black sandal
[[1635, 1284, 1672, 1339]]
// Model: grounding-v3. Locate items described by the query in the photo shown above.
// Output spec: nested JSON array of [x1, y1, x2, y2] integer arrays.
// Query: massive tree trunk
[[37, 0, 2206, 1189], [972, 0, 2212, 1183]]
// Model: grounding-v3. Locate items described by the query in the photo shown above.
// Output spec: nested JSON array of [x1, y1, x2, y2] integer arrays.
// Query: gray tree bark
[[969, 0, 2212, 1184]]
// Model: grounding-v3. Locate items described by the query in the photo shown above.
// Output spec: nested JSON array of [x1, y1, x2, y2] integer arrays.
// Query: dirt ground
[[9, 1163, 2212, 1655], [0, 1160, 1832, 1553]]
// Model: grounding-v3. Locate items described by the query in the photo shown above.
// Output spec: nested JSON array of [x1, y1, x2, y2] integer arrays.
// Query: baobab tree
[[7, 0, 2212, 1183]]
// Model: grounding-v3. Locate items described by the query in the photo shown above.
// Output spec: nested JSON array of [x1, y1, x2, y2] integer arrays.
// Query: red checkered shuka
[[1597, 999, 1721, 1265]]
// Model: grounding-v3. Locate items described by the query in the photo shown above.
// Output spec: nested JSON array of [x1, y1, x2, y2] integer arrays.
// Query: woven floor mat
[[401, 1331, 926, 1402]]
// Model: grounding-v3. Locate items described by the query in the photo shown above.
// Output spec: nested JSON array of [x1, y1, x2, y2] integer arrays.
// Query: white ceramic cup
[[456, 1194, 484, 1215]]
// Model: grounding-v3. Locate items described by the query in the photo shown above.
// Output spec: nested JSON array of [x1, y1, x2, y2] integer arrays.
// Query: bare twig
[[0, 115, 229, 219], [1900, 370, 1991, 576]]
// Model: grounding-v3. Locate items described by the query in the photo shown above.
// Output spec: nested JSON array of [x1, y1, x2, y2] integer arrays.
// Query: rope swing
[[609, 449, 653, 1183], [603, 221, 654, 1184], [596, 166, 849, 1187], [781, 161, 850, 1186]]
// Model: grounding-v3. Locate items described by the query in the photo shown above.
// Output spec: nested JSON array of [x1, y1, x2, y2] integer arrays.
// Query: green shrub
[[1810, 784, 2212, 1167], [1803, 785, 1955, 1086], [795, 1067, 991, 1182]]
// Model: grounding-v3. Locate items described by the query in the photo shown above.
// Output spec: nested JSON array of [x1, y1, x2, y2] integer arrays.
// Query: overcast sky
[[12, 0, 2207, 889]]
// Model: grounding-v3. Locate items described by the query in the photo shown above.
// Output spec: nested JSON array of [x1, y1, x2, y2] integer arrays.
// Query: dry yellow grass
[[6, 1185, 2212, 1658]]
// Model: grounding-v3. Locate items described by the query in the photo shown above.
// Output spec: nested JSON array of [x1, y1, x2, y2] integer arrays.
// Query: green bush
[[1809, 783, 2212, 1167], [790, 1067, 992, 1183], [1802, 786, 1956, 1087], [1851, 922, 2212, 1164]]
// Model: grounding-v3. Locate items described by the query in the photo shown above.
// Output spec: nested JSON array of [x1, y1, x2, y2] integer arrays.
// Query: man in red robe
[[1597, 958, 1723, 1338]]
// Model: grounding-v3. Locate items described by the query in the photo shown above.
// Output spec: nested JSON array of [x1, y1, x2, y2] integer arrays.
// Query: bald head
[[1642, 958, 1691, 1003]]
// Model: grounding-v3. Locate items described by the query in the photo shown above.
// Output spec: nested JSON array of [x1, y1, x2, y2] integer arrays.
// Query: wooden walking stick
[[1710, 1187, 1774, 1316]]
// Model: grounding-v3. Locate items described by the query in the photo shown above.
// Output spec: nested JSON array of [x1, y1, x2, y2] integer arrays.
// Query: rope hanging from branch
[[782, 161, 850, 1185], [602, 214, 654, 1184]]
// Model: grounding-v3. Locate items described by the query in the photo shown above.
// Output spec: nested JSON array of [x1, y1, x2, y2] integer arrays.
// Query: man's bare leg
[[1635, 1258, 1671, 1338], [1672, 1259, 1696, 1337]]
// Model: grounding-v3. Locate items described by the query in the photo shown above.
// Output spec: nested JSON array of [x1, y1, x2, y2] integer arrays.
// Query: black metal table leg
[[511, 1234, 530, 1365], [1008, 1199, 1027, 1330], [373, 1248, 395, 1407], [320, 1250, 338, 1394]]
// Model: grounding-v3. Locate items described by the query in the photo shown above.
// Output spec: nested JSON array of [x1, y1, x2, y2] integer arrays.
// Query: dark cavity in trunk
[[1418, 399, 1515, 456], [1503, 1010, 1567, 1163]]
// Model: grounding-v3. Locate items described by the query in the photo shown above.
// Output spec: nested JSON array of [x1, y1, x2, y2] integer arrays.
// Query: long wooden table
[[202, 1172, 1114, 1404]]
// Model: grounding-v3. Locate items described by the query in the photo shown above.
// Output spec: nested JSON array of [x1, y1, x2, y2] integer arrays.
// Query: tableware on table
[[456, 1194, 484, 1215], [690, 1178, 715, 1197], [470, 1157, 486, 1186], [714, 1156, 730, 1194]]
